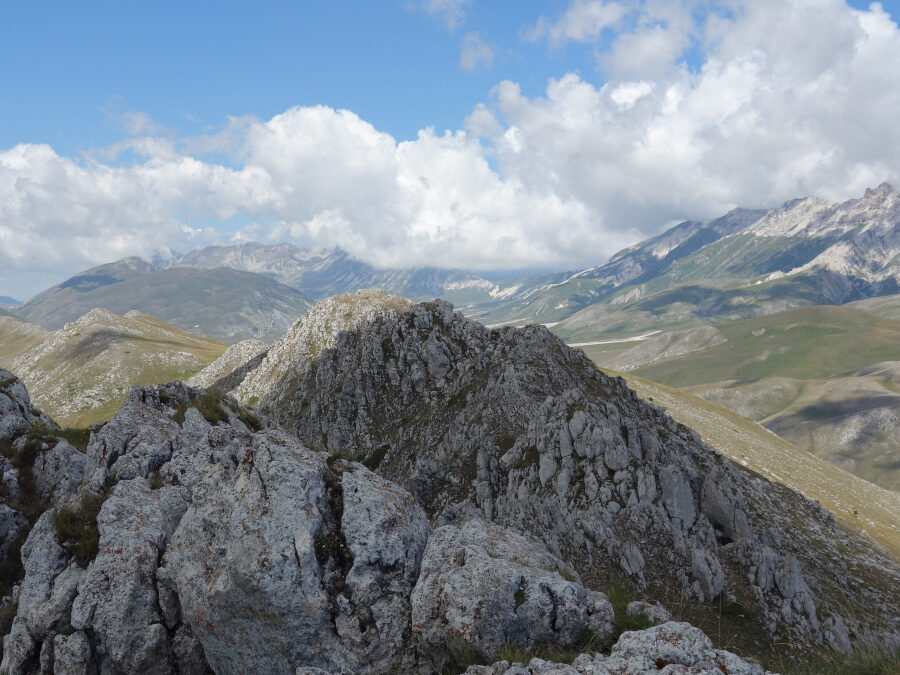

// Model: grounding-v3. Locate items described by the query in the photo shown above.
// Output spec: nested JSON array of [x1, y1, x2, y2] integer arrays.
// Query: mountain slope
[[224, 292, 897, 659], [850, 292, 900, 319], [0, 316, 49, 364], [630, 306, 900, 387], [14, 260, 312, 343], [1, 308, 225, 426]]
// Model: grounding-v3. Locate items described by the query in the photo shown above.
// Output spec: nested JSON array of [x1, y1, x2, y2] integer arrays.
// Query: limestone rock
[[411, 519, 614, 668]]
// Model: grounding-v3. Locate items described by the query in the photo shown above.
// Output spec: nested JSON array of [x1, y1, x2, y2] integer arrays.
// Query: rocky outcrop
[[231, 289, 414, 404], [0, 371, 55, 441], [2, 382, 432, 674], [411, 519, 614, 669], [247, 295, 899, 653], [465, 622, 768, 674]]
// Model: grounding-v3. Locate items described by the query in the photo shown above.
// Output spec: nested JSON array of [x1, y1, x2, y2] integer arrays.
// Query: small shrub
[[362, 444, 389, 471], [238, 411, 262, 432], [517, 446, 540, 469], [171, 402, 189, 426], [148, 473, 165, 490], [514, 587, 526, 608], [326, 449, 356, 470], [53, 493, 105, 566], [720, 600, 749, 620], [195, 389, 228, 425], [314, 531, 348, 566], [0, 600, 17, 641], [247, 395, 259, 407], [0, 534, 26, 597], [614, 611, 655, 634]]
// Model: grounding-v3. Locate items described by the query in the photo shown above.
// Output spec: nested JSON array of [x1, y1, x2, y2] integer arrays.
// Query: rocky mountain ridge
[[0, 290, 898, 672], [0, 370, 784, 674], [481, 183, 900, 329], [208, 291, 898, 658]]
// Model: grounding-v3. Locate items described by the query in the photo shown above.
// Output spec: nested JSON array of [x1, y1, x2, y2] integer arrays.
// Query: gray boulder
[[411, 519, 614, 668]]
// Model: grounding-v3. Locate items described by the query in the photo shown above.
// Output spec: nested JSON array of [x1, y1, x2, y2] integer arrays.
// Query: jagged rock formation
[[247, 293, 897, 655], [2, 292, 899, 672], [0, 372, 84, 570], [0, 381, 625, 674], [231, 289, 415, 405]]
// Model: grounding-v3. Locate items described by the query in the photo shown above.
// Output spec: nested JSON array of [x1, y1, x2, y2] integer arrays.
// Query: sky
[[1, 0, 899, 299]]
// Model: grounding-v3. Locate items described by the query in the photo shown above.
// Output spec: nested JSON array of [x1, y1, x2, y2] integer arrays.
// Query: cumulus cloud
[[459, 32, 494, 70], [525, 1, 627, 44], [415, 0, 471, 30], [2, 0, 900, 299]]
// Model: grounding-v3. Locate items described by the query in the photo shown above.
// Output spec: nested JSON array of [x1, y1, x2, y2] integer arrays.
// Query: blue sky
[[2, 1, 581, 153], [2, 1, 900, 298]]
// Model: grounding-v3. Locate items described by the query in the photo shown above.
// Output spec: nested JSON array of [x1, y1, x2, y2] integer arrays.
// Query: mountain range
[[1, 183, 898, 490], [7, 183, 898, 342]]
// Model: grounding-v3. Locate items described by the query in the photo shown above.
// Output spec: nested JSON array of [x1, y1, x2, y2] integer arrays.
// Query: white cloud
[[415, 0, 471, 30], [459, 32, 494, 71], [525, 1, 627, 44], [610, 80, 655, 107], [2, 0, 900, 300]]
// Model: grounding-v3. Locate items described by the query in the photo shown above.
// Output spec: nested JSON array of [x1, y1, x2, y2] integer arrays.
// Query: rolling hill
[[14, 259, 312, 343], [0, 309, 225, 426]]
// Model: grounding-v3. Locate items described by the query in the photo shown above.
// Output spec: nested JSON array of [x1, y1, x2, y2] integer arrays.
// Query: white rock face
[[3, 381, 431, 674]]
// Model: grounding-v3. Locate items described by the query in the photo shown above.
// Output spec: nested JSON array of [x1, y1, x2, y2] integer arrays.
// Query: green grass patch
[[53, 493, 105, 566], [766, 644, 900, 675], [58, 427, 91, 453], [194, 388, 228, 424]]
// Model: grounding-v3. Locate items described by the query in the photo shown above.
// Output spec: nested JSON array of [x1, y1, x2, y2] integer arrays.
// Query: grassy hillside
[[0, 316, 49, 364], [631, 306, 900, 387], [850, 293, 900, 319], [1, 309, 226, 427], [685, 365, 900, 491], [16, 264, 312, 343], [599, 368, 900, 561]]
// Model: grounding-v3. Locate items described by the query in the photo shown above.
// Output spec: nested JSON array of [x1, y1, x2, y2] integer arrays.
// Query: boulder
[[411, 519, 614, 668]]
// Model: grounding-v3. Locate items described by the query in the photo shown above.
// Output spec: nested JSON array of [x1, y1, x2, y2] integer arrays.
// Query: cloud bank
[[2, 0, 899, 298]]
